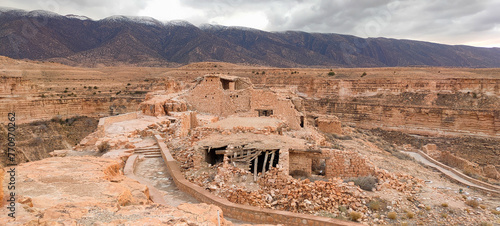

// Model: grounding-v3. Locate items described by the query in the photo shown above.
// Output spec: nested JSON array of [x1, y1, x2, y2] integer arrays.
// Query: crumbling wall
[[177, 111, 198, 138], [315, 115, 342, 134], [277, 148, 289, 175], [438, 151, 482, 176], [289, 152, 312, 175], [323, 149, 375, 178], [251, 89, 302, 130], [184, 75, 252, 116]]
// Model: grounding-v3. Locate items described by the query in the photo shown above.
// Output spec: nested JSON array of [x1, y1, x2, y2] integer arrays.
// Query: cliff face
[[255, 76, 500, 137], [0, 116, 98, 166], [0, 97, 143, 124]]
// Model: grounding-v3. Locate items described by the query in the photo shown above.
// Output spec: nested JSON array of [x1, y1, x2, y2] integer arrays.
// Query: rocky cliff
[[254, 76, 500, 137]]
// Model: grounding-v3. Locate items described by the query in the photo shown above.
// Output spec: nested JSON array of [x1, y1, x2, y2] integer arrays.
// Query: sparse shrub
[[441, 203, 448, 207], [368, 199, 387, 211], [361, 72, 367, 77], [406, 211, 415, 219], [84, 86, 87, 88], [338, 206, 348, 213], [97, 141, 110, 153], [387, 211, 397, 220], [425, 206, 431, 211], [491, 209, 500, 215], [349, 211, 362, 221], [127, 83, 131, 86], [344, 176, 378, 191], [479, 204, 486, 209], [261, 71, 266, 75], [393, 151, 413, 160], [63, 90, 68, 93], [368, 200, 381, 211], [329, 133, 352, 140], [328, 71, 336, 76], [41, 94, 45, 98], [441, 213, 448, 218], [480, 222, 493, 226], [465, 199, 479, 208], [116, 91, 121, 95], [94, 86, 98, 89]]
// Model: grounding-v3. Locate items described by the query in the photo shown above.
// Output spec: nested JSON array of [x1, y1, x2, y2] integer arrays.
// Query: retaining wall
[[123, 154, 168, 205], [97, 112, 138, 136], [413, 150, 500, 195], [154, 135, 360, 226]]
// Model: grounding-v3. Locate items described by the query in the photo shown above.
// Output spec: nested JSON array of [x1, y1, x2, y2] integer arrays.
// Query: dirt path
[[133, 157, 252, 225], [404, 151, 499, 194], [134, 157, 199, 207]]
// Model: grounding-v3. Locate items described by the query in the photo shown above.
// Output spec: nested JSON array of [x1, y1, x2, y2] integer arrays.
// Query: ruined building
[[140, 74, 373, 180]]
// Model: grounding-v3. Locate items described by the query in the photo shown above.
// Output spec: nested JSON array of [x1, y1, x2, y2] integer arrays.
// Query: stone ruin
[[140, 74, 373, 180]]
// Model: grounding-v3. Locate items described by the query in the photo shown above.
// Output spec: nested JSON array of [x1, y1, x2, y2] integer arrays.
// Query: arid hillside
[[1, 57, 499, 177], [2, 8, 500, 67]]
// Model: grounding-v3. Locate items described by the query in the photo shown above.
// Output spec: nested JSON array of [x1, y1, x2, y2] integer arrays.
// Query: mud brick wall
[[289, 152, 312, 175], [324, 150, 375, 178], [251, 89, 303, 130], [155, 135, 360, 226], [184, 75, 304, 130], [184, 75, 252, 116], [315, 116, 342, 134]]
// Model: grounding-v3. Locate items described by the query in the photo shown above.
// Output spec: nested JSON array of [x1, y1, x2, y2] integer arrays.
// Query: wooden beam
[[262, 151, 269, 174], [253, 156, 258, 181], [269, 151, 276, 169]]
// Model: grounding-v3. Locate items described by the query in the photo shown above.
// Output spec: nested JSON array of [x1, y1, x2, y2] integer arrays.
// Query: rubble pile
[[254, 168, 370, 214], [374, 170, 424, 194], [186, 165, 371, 215]]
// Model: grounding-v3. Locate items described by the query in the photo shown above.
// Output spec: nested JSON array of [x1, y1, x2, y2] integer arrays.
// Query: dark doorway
[[248, 150, 280, 174], [205, 146, 226, 165], [257, 109, 273, 117]]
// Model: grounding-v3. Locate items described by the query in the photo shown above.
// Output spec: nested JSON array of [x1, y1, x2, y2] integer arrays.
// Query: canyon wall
[[0, 97, 143, 123], [252, 76, 500, 137]]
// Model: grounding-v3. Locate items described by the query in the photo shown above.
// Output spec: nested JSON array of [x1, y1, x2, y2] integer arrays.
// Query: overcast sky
[[2, 0, 499, 47]]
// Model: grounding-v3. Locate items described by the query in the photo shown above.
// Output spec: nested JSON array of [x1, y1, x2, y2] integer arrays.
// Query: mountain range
[[1, 8, 500, 67]]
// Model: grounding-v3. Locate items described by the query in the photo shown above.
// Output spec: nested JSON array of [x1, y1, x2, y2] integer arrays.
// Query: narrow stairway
[[134, 145, 162, 158]]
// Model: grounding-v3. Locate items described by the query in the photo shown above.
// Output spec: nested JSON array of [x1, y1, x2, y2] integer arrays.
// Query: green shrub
[[361, 72, 367, 77], [328, 71, 335, 76]]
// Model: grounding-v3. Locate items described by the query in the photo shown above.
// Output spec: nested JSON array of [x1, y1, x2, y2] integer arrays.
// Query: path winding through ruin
[[404, 151, 500, 195], [134, 157, 199, 207]]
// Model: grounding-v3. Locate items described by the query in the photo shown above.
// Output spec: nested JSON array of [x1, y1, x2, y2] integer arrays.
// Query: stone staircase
[[134, 145, 162, 158]]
